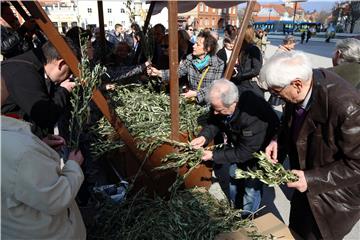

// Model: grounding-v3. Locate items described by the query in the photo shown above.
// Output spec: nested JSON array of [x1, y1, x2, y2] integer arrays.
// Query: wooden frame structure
[[9, 0, 256, 194]]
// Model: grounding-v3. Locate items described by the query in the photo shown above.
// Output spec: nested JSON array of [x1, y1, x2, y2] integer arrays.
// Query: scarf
[[193, 54, 210, 71]]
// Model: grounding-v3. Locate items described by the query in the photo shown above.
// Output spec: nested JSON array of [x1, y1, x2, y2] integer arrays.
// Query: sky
[[256, 0, 338, 12]]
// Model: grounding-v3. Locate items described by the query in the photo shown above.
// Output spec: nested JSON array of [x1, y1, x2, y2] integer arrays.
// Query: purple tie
[[292, 106, 306, 142]]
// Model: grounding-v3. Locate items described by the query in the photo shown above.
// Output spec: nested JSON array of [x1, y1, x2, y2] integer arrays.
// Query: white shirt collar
[[300, 85, 312, 109]]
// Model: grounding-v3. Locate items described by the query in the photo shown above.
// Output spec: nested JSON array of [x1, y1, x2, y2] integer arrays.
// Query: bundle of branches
[[68, 36, 106, 150], [90, 117, 125, 158], [88, 187, 272, 240], [141, 26, 155, 61], [235, 151, 299, 187], [91, 84, 207, 158]]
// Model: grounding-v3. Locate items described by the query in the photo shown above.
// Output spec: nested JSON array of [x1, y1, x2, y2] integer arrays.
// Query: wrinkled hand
[[202, 150, 213, 161], [287, 170, 307, 192], [68, 150, 84, 166], [105, 83, 116, 91], [180, 90, 197, 99], [265, 140, 278, 163], [42, 134, 65, 150], [145, 60, 152, 67], [60, 79, 76, 92], [190, 136, 206, 149], [146, 66, 161, 77]]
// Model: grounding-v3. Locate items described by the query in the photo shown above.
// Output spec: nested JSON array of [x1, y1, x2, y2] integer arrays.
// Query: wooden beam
[[143, 1, 155, 35], [224, 1, 256, 79], [97, 1, 106, 58], [168, 0, 180, 141], [20, 1, 80, 76]]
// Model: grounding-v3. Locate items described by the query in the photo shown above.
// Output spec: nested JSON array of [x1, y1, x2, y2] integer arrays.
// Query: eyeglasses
[[270, 86, 286, 96]]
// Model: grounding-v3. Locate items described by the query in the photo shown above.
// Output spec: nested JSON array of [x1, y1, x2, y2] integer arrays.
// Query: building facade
[[179, 2, 238, 30], [38, 0, 145, 33]]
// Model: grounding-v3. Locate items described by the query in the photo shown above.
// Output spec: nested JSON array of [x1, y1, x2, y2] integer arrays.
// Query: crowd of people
[[1, 2, 360, 238]]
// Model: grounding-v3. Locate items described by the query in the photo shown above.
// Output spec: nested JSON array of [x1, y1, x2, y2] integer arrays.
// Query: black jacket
[[1, 26, 32, 59], [199, 91, 279, 166], [1, 49, 70, 135], [216, 47, 228, 70], [233, 44, 262, 83]]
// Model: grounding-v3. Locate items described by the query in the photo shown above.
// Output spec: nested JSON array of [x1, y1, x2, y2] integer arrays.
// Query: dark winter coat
[[1, 49, 70, 135], [278, 69, 360, 239], [199, 90, 279, 167]]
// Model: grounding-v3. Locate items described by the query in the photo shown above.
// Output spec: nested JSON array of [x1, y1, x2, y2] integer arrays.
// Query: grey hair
[[336, 38, 360, 64], [207, 79, 239, 107], [259, 51, 313, 88]]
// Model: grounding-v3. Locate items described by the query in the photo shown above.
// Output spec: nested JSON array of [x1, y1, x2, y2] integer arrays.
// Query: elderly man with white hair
[[190, 79, 279, 215], [260, 51, 360, 239], [330, 38, 360, 89]]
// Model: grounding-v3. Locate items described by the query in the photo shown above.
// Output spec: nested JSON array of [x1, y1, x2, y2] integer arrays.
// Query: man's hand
[[287, 170, 307, 192], [202, 150, 213, 161], [105, 83, 116, 91], [68, 150, 84, 166], [190, 136, 206, 149], [145, 60, 151, 67], [181, 90, 197, 99], [60, 79, 76, 92], [147, 66, 161, 77], [265, 140, 278, 163], [42, 134, 65, 151]]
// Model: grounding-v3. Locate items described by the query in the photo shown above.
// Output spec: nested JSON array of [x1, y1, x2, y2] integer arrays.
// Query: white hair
[[259, 51, 313, 88], [207, 78, 239, 107], [336, 38, 360, 64]]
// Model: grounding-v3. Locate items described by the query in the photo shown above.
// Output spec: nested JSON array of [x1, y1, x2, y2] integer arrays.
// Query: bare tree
[[316, 10, 331, 25]]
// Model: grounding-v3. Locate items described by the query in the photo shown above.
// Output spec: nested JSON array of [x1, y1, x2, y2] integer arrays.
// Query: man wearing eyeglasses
[[186, 24, 196, 44], [260, 51, 360, 240]]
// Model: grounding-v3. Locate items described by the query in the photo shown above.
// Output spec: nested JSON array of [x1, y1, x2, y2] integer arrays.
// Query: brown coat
[[279, 69, 360, 239]]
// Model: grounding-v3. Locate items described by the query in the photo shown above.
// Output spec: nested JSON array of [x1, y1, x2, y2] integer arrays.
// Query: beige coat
[[1, 116, 86, 239]]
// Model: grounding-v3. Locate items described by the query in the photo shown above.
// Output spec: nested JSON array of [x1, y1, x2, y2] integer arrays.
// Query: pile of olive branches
[[235, 151, 299, 187], [91, 84, 207, 161], [87, 187, 273, 240]]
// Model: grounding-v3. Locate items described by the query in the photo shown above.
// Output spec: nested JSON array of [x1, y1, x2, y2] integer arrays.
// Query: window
[[121, 8, 125, 13], [223, 8, 226, 14], [109, 21, 113, 26], [200, 3, 203, 12], [121, 21, 125, 25], [212, 18, 215, 27], [205, 6, 208, 12], [87, 8, 92, 13], [205, 18, 209, 26], [228, 8, 231, 14], [212, 8, 215, 13], [107, 8, 112, 13], [218, 9, 221, 15], [232, 20, 235, 25]]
